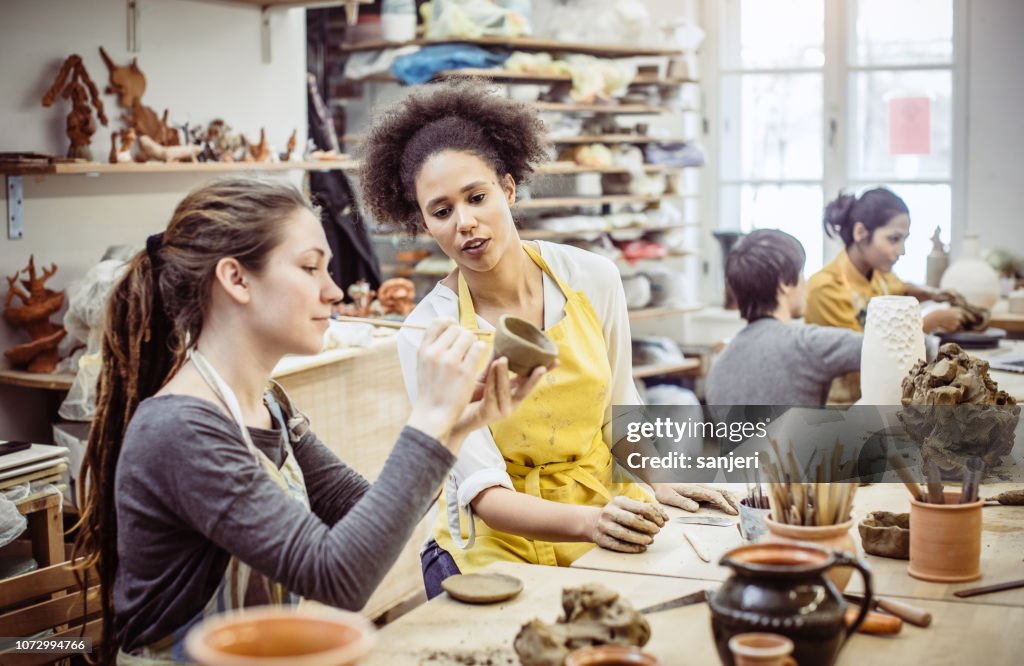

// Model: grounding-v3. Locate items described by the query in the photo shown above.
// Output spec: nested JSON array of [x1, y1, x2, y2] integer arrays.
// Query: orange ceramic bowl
[[184, 605, 375, 666], [564, 644, 660, 666]]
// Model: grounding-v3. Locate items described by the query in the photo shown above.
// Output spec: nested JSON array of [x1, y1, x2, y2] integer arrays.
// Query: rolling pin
[[844, 608, 903, 635], [844, 593, 932, 627]]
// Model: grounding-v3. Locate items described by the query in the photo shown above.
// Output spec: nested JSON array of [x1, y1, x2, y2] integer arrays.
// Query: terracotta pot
[[763, 517, 857, 590], [564, 644, 660, 666], [493, 314, 558, 376], [728, 633, 797, 666], [908, 490, 983, 582], [184, 606, 375, 666], [709, 542, 872, 666]]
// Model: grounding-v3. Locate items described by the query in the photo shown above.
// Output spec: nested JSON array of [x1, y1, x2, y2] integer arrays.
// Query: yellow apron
[[118, 357, 309, 665], [433, 243, 649, 571]]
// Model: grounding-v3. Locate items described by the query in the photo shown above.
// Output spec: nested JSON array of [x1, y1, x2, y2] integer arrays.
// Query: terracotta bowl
[[858, 511, 910, 559], [184, 606, 375, 666], [564, 644, 660, 666], [493, 314, 558, 376]]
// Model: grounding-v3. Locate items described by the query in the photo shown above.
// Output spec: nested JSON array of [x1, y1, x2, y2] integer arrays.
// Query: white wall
[[0, 0, 307, 441], [964, 0, 1024, 257]]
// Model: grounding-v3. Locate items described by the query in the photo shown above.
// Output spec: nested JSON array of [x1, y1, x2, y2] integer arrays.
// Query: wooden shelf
[[627, 304, 705, 321], [517, 195, 667, 210], [340, 36, 684, 58], [536, 163, 692, 175], [0, 159, 358, 177], [632, 358, 702, 379], [633, 74, 697, 85], [518, 222, 698, 241], [353, 70, 697, 87], [533, 101, 672, 114], [551, 134, 692, 145], [0, 370, 74, 391]]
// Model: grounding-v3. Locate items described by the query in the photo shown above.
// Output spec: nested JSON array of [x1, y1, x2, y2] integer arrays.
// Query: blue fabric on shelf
[[392, 44, 510, 85]]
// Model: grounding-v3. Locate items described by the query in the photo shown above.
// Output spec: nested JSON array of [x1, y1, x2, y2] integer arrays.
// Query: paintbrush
[[330, 314, 492, 335], [888, 451, 925, 501]]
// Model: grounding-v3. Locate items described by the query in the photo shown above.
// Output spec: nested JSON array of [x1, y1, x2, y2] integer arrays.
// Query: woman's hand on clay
[[407, 319, 489, 441], [450, 357, 547, 442], [589, 496, 668, 553], [923, 307, 966, 334], [653, 483, 740, 515]]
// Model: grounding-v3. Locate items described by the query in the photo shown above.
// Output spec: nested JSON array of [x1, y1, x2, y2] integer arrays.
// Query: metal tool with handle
[[673, 516, 736, 527], [638, 589, 707, 615], [843, 593, 932, 627]]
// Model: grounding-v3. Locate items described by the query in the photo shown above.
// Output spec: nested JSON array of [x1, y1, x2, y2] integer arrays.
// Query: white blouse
[[396, 240, 643, 521]]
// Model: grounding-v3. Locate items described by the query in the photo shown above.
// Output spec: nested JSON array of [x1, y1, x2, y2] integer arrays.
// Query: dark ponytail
[[823, 187, 909, 247]]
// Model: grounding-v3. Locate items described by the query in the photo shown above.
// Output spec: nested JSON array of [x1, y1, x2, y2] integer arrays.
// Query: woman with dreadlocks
[[73, 178, 543, 664], [359, 80, 739, 599]]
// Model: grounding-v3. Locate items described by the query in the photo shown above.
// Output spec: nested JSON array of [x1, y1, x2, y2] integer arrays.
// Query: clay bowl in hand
[[185, 606, 375, 666], [493, 314, 558, 376], [564, 645, 660, 666]]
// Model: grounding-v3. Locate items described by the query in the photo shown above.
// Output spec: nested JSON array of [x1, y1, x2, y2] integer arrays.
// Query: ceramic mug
[[728, 633, 796, 666]]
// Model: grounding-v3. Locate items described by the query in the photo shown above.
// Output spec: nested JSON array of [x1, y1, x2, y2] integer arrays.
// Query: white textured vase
[[939, 234, 1000, 309], [860, 296, 926, 405]]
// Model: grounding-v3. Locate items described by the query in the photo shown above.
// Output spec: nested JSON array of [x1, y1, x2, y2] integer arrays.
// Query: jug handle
[[831, 551, 873, 643]]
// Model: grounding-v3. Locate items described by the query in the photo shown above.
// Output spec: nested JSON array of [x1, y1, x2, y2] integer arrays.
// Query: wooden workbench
[[364, 560, 1024, 665], [572, 483, 1024, 607]]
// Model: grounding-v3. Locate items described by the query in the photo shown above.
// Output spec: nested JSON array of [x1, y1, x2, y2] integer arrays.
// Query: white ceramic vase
[[939, 234, 1001, 309], [860, 296, 926, 405]]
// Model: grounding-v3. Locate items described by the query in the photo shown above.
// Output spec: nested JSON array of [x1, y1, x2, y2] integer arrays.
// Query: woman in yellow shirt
[[806, 187, 964, 402]]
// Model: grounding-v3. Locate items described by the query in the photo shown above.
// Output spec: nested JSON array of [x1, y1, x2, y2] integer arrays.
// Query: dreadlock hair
[[358, 78, 550, 233], [72, 177, 312, 663]]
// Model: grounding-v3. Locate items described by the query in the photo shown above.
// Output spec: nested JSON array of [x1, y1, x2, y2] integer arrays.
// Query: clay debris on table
[[513, 584, 650, 666], [899, 343, 1020, 474]]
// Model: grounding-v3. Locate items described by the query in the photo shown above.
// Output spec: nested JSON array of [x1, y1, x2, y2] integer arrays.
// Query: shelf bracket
[[127, 0, 140, 52], [261, 7, 272, 64], [7, 175, 24, 240]]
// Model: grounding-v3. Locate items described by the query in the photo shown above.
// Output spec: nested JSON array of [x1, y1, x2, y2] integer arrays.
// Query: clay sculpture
[[4, 257, 67, 373], [108, 127, 137, 164], [899, 343, 1019, 475], [99, 46, 179, 146], [858, 511, 910, 559], [494, 314, 558, 376], [137, 135, 201, 163], [514, 584, 651, 666], [377, 278, 416, 316], [41, 54, 108, 160]]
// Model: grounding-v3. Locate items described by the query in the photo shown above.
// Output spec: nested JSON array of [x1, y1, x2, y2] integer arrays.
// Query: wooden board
[[339, 36, 684, 58], [0, 160, 357, 177]]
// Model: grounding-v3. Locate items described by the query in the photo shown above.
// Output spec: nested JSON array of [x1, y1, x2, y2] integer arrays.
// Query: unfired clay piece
[[858, 511, 910, 560], [441, 573, 523, 604], [899, 343, 1019, 475], [3, 256, 67, 373], [493, 314, 558, 376], [514, 584, 651, 666]]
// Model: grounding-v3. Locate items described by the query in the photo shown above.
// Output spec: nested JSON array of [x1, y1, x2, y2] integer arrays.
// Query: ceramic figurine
[[137, 135, 201, 163], [3, 256, 67, 373], [925, 226, 949, 288], [248, 128, 273, 162], [109, 127, 137, 164], [41, 55, 109, 161], [859, 296, 925, 405], [99, 47, 180, 146], [377, 278, 416, 316]]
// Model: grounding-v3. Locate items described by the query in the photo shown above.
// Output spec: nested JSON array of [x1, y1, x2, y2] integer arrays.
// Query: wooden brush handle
[[331, 315, 491, 336], [874, 598, 932, 628], [845, 608, 903, 634]]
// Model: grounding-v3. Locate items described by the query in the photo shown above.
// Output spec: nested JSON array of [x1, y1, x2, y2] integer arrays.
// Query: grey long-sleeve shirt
[[706, 317, 863, 406], [113, 394, 453, 652]]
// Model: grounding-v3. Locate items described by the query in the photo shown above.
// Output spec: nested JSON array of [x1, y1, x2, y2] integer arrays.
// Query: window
[[707, 0, 961, 283]]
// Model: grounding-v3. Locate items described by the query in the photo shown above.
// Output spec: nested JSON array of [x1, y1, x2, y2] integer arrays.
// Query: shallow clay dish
[[858, 511, 910, 559], [493, 314, 559, 376], [565, 645, 660, 666], [441, 573, 524, 604]]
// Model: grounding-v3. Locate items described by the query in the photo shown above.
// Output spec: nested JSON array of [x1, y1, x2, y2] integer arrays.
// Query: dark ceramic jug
[[709, 542, 872, 666]]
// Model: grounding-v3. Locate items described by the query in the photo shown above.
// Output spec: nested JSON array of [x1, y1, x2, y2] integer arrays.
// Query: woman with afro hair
[[359, 80, 738, 597]]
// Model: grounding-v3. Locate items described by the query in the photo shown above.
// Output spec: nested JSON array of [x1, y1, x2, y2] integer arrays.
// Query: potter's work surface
[[363, 561, 1024, 666], [573, 482, 1024, 606], [441, 573, 524, 604]]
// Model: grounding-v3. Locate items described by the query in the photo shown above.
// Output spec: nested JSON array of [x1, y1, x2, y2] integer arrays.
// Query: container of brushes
[[739, 497, 771, 543], [908, 490, 983, 582], [763, 518, 857, 590]]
